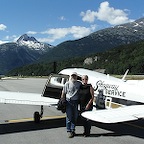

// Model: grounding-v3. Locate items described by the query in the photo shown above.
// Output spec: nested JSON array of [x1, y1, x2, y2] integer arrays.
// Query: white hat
[[71, 72, 77, 76]]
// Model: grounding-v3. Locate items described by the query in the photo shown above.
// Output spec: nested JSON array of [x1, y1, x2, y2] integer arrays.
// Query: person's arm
[[61, 90, 65, 98], [61, 82, 67, 98]]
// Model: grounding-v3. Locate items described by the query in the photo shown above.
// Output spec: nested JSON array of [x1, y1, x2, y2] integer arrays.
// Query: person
[[79, 75, 94, 137], [61, 72, 81, 138]]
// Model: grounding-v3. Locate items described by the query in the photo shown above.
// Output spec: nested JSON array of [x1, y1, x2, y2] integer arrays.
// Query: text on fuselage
[[94, 80, 126, 97]]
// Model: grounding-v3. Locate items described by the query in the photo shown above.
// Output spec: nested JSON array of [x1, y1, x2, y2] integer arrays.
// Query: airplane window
[[62, 78, 67, 84], [57, 77, 62, 83]]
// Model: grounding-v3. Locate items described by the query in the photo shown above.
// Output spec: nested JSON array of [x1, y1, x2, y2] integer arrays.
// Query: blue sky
[[0, 0, 144, 46]]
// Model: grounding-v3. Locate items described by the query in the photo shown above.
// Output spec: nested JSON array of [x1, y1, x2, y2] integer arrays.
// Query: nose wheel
[[34, 105, 44, 123]]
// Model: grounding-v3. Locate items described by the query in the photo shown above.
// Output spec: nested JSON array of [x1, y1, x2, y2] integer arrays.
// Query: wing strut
[[122, 69, 129, 81]]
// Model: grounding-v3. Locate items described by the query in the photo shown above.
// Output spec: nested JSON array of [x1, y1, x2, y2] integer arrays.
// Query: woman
[[79, 75, 94, 137]]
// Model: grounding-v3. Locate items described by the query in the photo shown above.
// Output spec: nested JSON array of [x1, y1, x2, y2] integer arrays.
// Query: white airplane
[[0, 68, 144, 123], [59, 68, 144, 123]]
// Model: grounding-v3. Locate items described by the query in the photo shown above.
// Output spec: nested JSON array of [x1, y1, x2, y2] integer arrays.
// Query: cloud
[[0, 40, 9, 44], [80, 1, 134, 25], [80, 10, 97, 23], [59, 16, 66, 21], [0, 35, 17, 44], [0, 24, 7, 31], [40, 25, 96, 43], [27, 31, 37, 35], [69, 25, 96, 38], [0, 25, 96, 45], [5, 35, 17, 40]]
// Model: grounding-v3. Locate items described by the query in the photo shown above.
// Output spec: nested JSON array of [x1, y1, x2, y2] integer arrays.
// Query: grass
[[113, 75, 144, 80]]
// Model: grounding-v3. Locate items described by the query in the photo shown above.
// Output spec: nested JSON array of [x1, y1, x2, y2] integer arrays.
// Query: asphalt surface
[[0, 78, 144, 144]]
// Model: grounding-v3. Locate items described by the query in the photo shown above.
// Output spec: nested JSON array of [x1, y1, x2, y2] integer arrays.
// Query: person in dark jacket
[[79, 75, 94, 137]]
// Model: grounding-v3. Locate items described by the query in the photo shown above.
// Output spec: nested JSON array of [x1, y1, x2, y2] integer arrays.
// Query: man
[[61, 72, 81, 138]]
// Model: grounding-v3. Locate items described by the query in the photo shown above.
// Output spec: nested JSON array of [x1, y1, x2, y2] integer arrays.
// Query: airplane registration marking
[[5, 115, 66, 123]]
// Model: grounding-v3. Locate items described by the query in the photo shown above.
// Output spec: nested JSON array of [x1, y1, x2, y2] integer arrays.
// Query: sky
[[0, 0, 144, 46]]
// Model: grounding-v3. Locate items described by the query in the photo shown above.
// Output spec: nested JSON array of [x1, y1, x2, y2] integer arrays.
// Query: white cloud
[[40, 25, 96, 43], [59, 16, 66, 21], [0, 35, 17, 44], [69, 25, 95, 38], [27, 31, 37, 35], [0, 40, 9, 44], [0, 24, 7, 31], [37, 37, 55, 43], [80, 1, 134, 25], [0, 25, 96, 45], [5, 35, 17, 40], [80, 10, 97, 23]]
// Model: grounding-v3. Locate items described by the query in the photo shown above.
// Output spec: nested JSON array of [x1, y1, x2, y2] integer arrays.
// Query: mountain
[[8, 40, 144, 75], [39, 17, 144, 62], [0, 34, 53, 74], [7, 40, 144, 76], [16, 34, 53, 53], [1, 17, 144, 75]]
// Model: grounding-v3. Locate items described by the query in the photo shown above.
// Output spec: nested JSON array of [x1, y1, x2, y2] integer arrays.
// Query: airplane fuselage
[[59, 68, 144, 108]]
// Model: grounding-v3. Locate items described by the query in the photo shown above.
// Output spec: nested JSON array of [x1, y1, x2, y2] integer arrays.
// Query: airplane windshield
[[50, 76, 68, 86]]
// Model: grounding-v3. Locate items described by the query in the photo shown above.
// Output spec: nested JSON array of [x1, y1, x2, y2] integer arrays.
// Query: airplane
[[58, 68, 144, 124], [0, 68, 144, 124]]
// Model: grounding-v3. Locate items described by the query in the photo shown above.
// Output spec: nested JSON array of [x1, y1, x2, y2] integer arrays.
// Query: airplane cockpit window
[[57, 77, 62, 83], [49, 76, 68, 86], [62, 78, 67, 84]]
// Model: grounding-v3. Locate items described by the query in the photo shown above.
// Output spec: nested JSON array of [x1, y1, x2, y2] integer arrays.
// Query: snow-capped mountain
[[16, 34, 51, 51], [0, 34, 53, 74]]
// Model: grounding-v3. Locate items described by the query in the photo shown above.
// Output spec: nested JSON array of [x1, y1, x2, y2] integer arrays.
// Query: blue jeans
[[66, 100, 78, 132]]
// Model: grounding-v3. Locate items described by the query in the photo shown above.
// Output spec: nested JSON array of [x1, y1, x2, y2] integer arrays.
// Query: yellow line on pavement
[[5, 115, 66, 123]]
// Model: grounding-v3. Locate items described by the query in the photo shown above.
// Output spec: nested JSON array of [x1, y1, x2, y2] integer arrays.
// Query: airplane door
[[42, 74, 69, 99]]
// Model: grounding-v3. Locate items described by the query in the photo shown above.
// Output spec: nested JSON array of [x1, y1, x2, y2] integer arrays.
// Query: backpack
[[57, 97, 66, 113]]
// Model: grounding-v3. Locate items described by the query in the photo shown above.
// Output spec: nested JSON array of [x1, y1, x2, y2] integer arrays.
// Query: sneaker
[[83, 132, 90, 137], [84, 134, 90, 137], [71, 131, 76, 136], [67, 132, 73, 138]]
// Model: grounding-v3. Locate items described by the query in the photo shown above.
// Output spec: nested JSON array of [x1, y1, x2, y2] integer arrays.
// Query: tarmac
[[0, 77, 144, 144]]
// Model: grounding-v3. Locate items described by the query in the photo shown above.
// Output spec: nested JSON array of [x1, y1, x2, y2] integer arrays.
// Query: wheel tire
[[34, 111, 40, 123]]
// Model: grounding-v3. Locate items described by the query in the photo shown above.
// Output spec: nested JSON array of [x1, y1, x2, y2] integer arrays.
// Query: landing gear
[[34, 111, 40, 123], [34, 105, 44, 123]]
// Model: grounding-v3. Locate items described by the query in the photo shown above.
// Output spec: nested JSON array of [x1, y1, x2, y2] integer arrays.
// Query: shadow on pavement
[[0, 118, 65, 135]]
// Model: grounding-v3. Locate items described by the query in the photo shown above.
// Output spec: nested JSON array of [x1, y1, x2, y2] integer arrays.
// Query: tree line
[[7, 40, 144, 76]]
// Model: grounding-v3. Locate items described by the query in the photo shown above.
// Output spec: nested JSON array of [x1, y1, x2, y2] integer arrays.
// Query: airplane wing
[[81, 105, 144, 123], [0, 91, 58, 106], [0, 74, 69, 107]]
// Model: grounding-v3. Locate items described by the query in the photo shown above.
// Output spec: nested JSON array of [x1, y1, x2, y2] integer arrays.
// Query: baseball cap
[[71, 72, 77, 76]]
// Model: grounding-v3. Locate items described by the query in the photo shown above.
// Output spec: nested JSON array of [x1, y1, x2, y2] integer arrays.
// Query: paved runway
[[0, 78, 144, 144]]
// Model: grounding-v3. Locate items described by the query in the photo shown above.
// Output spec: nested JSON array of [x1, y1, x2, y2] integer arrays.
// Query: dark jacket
[[79, 84, 93, 112]]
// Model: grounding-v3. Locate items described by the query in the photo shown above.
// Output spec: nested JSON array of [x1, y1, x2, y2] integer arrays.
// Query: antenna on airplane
[[122, 69, 129, 81]]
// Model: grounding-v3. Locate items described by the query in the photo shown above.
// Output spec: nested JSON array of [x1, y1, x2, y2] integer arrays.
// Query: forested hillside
[[1, 18, 144, 75], [7, 40, 144, 76]]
